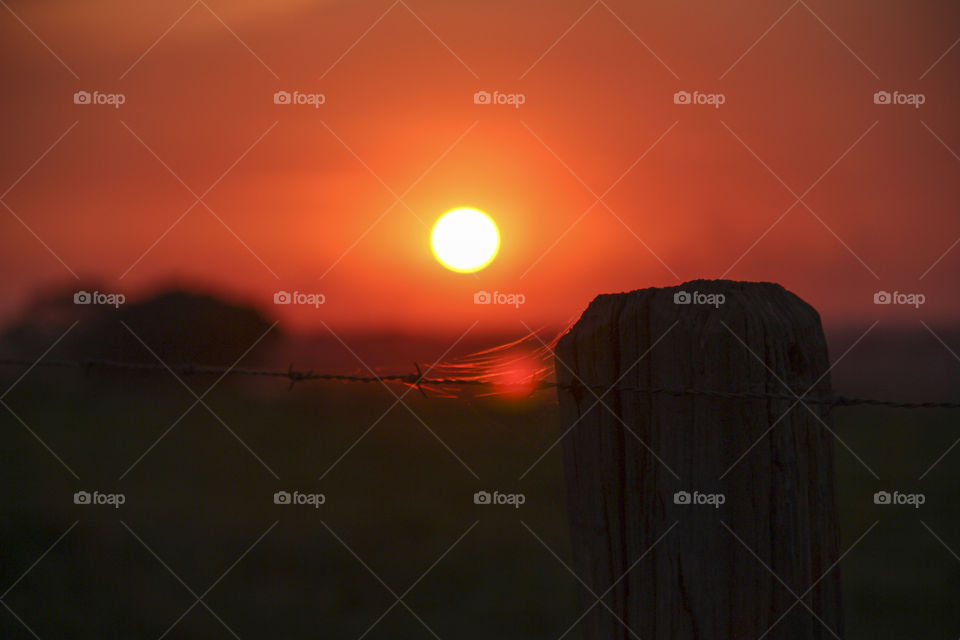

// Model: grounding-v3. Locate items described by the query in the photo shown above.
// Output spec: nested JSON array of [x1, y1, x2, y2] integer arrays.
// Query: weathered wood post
[[556, 280, 841, 639]]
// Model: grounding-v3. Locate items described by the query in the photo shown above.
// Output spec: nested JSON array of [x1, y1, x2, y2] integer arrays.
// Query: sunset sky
[[1, 0, 958, 332]]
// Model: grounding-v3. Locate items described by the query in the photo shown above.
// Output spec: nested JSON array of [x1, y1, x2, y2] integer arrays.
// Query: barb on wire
[[412, 363, 429, 398], [0, 357, 959, 410]]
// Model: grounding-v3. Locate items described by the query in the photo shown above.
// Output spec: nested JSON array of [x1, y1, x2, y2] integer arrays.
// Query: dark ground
[[0, 295, 958, 638]]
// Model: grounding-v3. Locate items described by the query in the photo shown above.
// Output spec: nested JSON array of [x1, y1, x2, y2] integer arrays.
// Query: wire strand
[[1, 357, 958, 409]]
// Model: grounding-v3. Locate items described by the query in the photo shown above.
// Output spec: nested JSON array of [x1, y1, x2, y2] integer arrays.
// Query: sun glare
[[431, 208, 500, 273]]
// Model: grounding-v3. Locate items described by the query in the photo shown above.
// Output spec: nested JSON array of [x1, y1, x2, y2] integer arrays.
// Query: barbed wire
[[1, 357, 959, 409]]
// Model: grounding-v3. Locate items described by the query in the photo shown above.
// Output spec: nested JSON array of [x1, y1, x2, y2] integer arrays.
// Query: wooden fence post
[[556, 280, 842, 639]]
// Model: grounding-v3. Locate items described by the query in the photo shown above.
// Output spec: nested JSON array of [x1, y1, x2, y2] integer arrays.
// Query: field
[[1, 325, 959, 638]]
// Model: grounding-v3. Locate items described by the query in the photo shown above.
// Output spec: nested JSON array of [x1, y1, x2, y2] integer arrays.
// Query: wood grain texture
[[556, 280, 842, 640]]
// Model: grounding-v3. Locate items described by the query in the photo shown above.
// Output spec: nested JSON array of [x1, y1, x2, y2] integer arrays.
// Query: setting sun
[[430, 207, 500, 273]]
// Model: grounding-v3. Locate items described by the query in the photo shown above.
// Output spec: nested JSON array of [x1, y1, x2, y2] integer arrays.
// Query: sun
[[430, 207, 500, 273]]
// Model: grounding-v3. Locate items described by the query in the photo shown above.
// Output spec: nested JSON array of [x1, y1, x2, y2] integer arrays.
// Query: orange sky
[[1, 0, 958, 333]]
